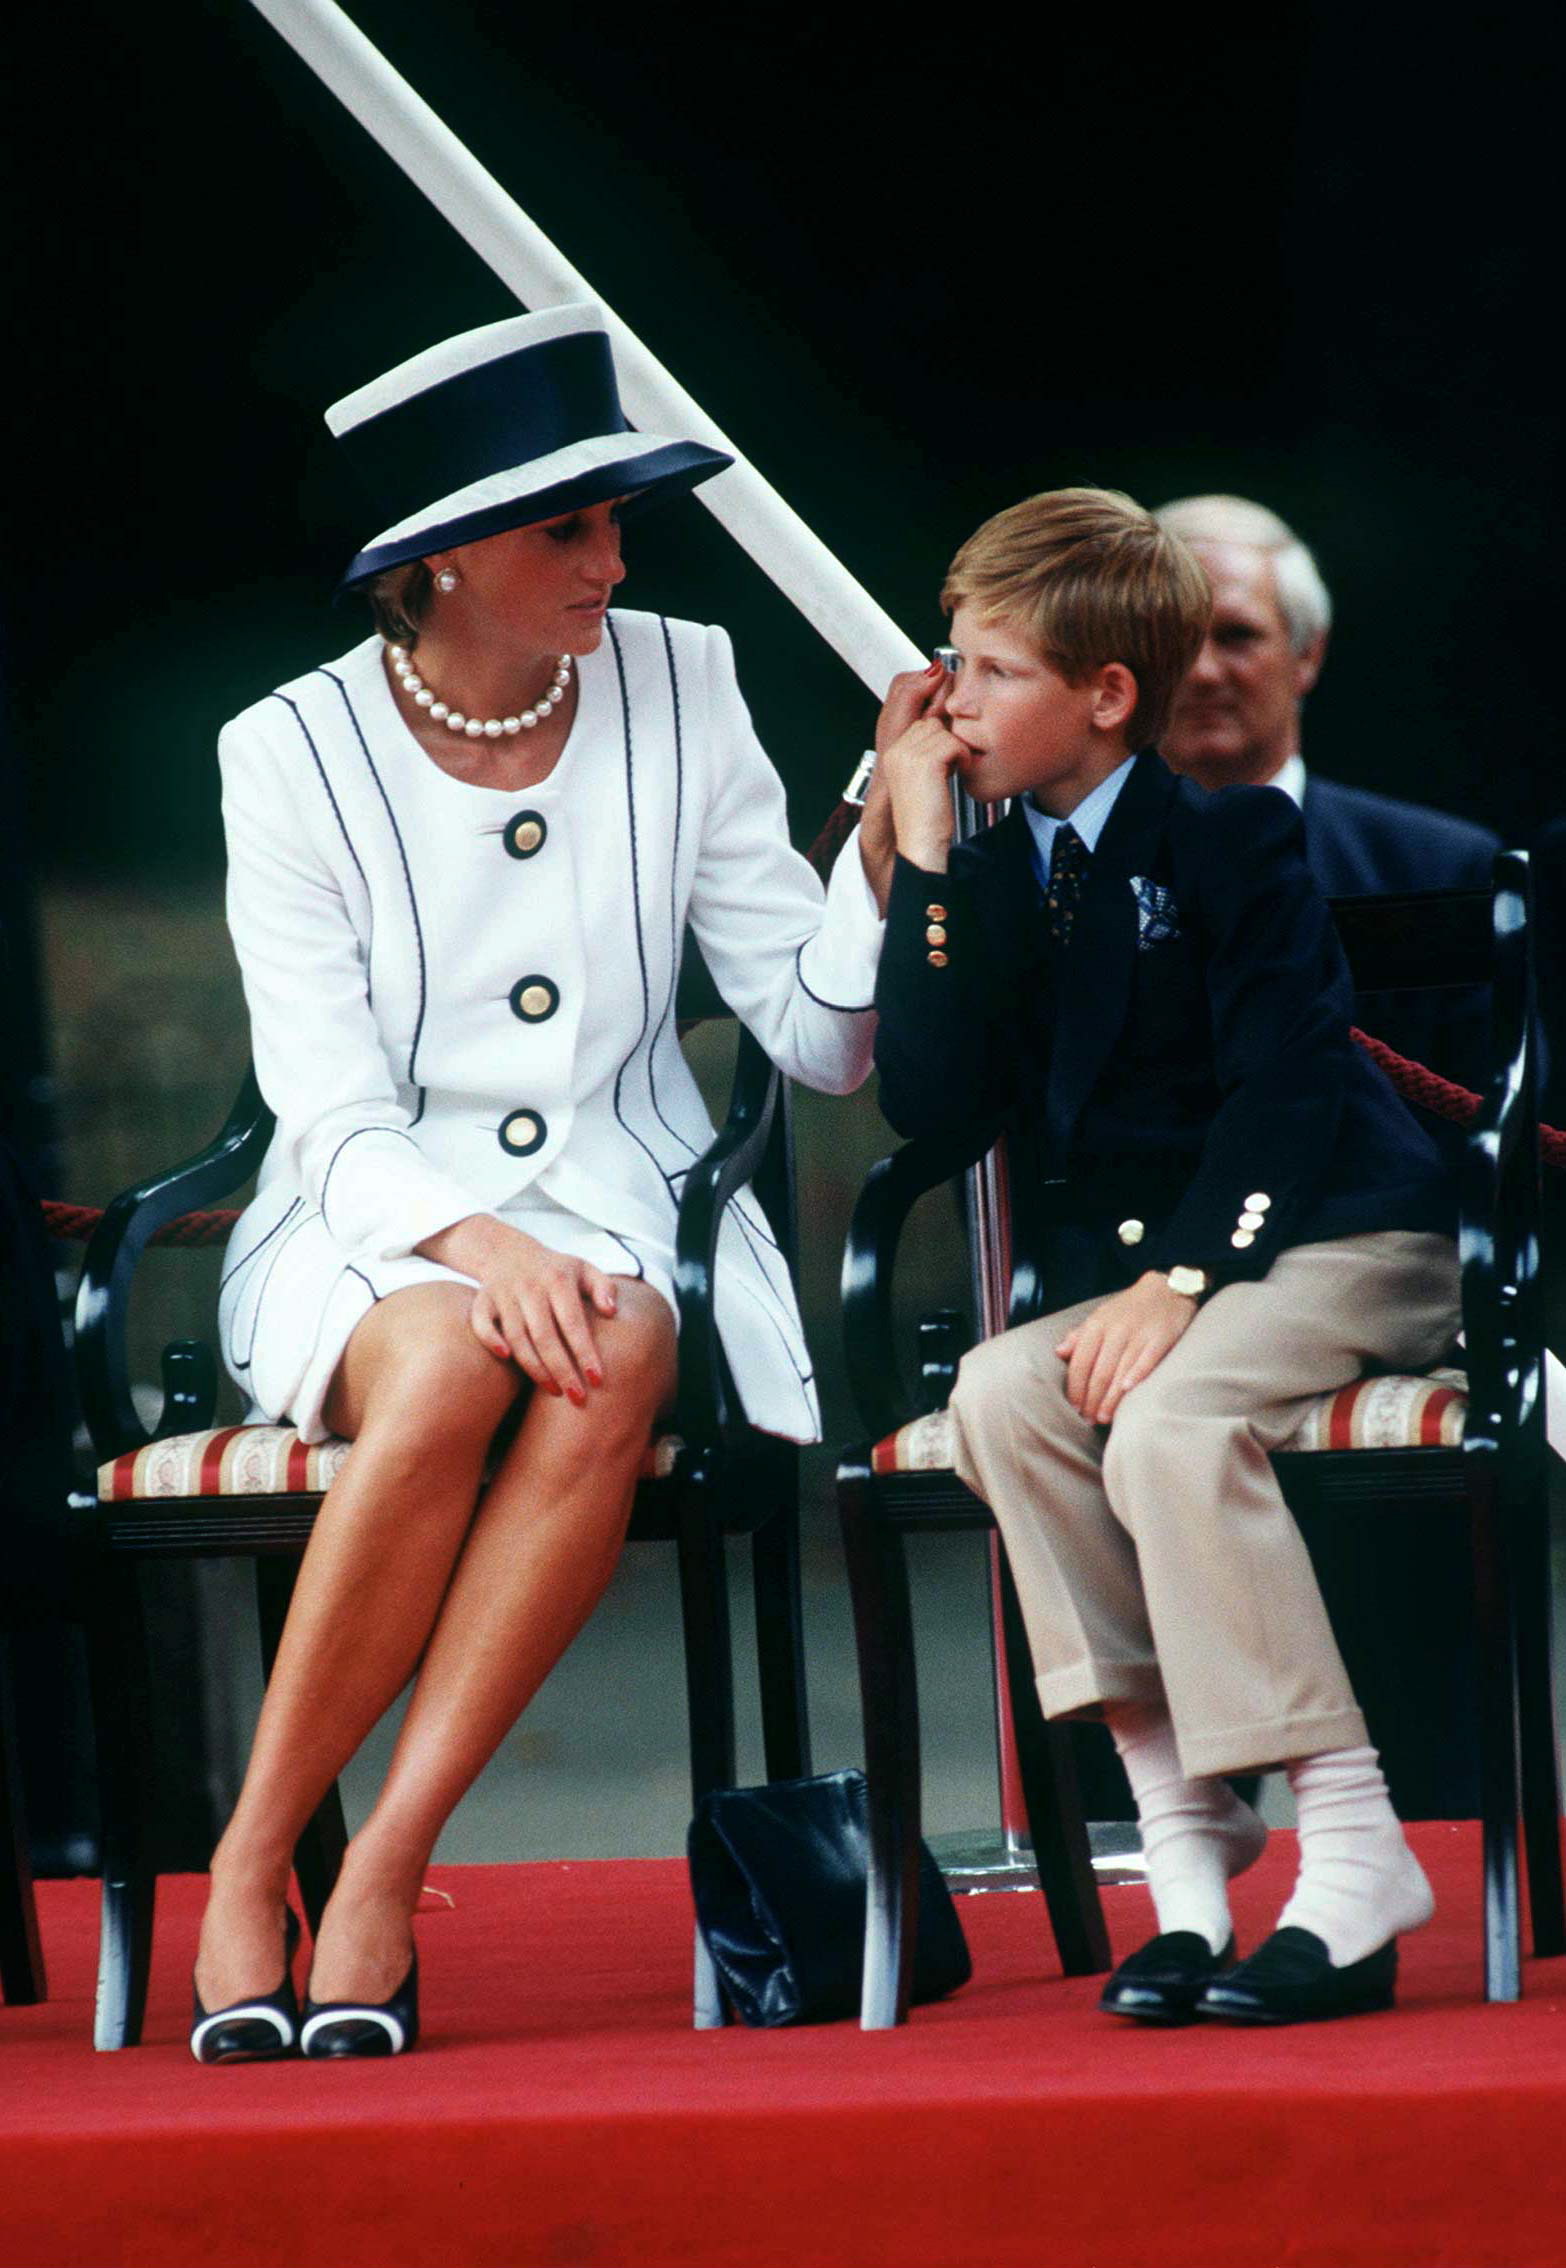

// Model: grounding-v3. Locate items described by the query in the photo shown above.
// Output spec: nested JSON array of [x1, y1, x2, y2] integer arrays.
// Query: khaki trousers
[[948, 1232, 1460, 1779]]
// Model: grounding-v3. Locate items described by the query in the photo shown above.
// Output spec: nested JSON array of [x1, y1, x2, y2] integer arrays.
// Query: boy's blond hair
[[942, 486, 1212, 748]]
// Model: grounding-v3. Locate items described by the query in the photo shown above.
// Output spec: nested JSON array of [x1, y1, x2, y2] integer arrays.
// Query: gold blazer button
[[925, 924, 947, 946], [926, 949, 949, 968], [1117, 1219, 1145, 1246]]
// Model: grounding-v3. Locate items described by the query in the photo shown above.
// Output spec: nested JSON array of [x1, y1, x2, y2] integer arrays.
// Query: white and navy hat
[[326, 302, 732, 586]]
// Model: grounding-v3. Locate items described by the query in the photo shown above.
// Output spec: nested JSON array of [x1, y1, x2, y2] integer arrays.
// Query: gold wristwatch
[[1165, 1265, 1212, 1301]]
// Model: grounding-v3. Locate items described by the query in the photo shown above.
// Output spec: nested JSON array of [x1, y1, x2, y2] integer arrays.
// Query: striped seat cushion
[[870, 1367, 1469, 1476], [99, 1424, 685, 1503]]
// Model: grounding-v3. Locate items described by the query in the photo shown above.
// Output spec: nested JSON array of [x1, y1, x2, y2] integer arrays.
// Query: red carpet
[[2, 1824, 1564, 2268]]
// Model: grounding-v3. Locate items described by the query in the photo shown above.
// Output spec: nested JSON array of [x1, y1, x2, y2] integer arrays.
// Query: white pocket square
[[1130, 876, 1181, 948]]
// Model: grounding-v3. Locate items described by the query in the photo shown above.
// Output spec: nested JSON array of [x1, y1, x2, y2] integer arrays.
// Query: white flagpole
[[244, 0, 924, 700]]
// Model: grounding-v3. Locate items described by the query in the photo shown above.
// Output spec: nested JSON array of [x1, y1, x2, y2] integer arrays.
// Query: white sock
[[1277, 1746, 1434, 1967], [1109, 1702, 1269, 1957]]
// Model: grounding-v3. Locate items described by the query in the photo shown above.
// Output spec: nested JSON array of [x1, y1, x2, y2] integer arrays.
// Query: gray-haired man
[[1154, 494, 1498, 1094]]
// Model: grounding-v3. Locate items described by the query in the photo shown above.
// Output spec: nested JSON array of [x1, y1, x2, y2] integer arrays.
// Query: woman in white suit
[[192, 304, 927, 2060]]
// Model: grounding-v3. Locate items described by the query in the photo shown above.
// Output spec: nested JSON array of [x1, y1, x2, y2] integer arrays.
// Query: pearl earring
[[435, 567, 460, 593]]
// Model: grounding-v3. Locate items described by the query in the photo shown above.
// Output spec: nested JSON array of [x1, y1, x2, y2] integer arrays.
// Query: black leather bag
[[687, 1768, 971, 2026]]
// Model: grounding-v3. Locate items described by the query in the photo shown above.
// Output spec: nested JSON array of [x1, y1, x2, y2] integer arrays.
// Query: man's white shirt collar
[[1270, 754, 1307, 807]]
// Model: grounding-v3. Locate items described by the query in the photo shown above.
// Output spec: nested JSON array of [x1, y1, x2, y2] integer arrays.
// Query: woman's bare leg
[[195, 1283, 519, 2010], [304, 1278, 677, 2002]]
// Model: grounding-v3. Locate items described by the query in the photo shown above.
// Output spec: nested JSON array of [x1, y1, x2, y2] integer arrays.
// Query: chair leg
[[751, 1445, 812, 1782], [0, 1635, 46, 2004], [85, 1564, 156, 2048], [675, 1461, 738, 2029], [1468, 1457, 1522, 2001], [839, 1458, 923, 2029], [253, 1558, 347, 1934], [1514, 1464, 1565, 1956], [997, 1552, 1112, 1976]]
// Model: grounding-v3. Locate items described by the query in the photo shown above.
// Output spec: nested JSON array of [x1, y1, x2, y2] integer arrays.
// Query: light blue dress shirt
[[1020, 754, 1139, 893]]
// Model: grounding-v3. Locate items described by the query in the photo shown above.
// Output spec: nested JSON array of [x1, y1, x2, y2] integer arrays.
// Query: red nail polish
[[569, 1386, 587, 1407]]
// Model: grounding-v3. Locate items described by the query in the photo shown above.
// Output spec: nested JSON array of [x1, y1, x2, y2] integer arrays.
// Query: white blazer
[[217, 609, 884, 1442]]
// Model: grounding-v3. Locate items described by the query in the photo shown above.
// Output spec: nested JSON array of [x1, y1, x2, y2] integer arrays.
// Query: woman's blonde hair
[[363, 560, 435, 646], [942, 486, 1212, 747]]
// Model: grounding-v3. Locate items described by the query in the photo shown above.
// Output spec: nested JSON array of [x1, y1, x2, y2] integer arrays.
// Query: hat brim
[[339, 438, 731, 588]]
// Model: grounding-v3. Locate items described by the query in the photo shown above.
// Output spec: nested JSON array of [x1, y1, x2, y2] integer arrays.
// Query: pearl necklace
[[387, 644, 573, 737]]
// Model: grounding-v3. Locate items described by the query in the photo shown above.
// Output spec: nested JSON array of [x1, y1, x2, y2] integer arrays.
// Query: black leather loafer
[[1197, 1926, 1397, 2025], [1099, 1931, 1237, 2025]]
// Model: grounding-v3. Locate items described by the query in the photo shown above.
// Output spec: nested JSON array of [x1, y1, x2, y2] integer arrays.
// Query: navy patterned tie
[[1046, 823, 1090, 948]]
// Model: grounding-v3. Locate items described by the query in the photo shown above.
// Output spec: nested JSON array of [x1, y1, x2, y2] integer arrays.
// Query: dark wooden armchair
[[73, 1014, 810, 2046], [839, 853, 1562, 2024]]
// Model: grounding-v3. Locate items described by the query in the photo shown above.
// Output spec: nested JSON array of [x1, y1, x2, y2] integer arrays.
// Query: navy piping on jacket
[[273, 692, 376, 1009], [607, 618, 687, 1197], [604, 625, 803, 1373], [320, 669, 430, 1125], [319, 1122, 422, 1239], [644, 615, 694, 1163], [228, 1203, 319, 1372], [602, 1228, 647, 1283], [793, 937, 874, 1016], [724, 1202, 813, 1393], [219, 1196, 304, 1293]]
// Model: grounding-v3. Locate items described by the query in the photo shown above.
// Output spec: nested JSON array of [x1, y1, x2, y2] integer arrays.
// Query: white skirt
[[218, 1185, 676, 1444]]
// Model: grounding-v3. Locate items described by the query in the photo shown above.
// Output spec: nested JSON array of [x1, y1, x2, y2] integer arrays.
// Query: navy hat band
[[337, 330, 628, 536]]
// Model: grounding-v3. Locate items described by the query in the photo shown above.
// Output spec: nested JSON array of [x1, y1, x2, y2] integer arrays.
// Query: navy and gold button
[[926, 924, 948, 946], [509, 976, 559, 1024], [498, 1109, 547, 1157], [503, 811, 548, 860], [925, 902, 948, 921], [927, 949, 949, 968]]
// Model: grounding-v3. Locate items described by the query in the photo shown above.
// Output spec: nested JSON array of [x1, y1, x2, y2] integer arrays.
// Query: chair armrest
[[1457, 851, 1542, 1457], [673, 1026, 781, 1444], [841, 1119, 1000, 1445], [74, 1068, 273, 1460]]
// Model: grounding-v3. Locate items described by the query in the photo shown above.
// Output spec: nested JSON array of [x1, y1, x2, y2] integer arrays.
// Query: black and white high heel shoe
[[190, 1907, 303, 2064], [301, 1953, 420, 2059]]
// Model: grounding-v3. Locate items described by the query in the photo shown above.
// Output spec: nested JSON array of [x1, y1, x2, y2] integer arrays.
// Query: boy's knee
[[949, 1333, 1018, 1434], [950, 1324, 1065, 1443]]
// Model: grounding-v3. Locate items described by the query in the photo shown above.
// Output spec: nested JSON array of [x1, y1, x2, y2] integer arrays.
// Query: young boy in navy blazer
[[858, 488, 1459, 2024]]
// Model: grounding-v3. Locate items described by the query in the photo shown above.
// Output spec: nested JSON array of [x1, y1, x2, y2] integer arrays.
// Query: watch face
[[1167, 1266, 1210, 1298]]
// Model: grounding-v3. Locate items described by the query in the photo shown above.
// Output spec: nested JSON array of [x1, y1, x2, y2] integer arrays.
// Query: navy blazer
[[1302, 775, 1499, 899], [874, 753, 1453, 1296], [1304, 773, 1500, 1097]]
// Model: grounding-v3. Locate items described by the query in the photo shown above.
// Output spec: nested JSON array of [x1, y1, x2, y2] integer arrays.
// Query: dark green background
[[13, 0, 1556, 876]]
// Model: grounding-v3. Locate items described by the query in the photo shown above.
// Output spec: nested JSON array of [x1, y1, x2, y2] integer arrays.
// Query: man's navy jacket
[[1303, 772, 1500, 1100], [873, 751, 1453, 1299]]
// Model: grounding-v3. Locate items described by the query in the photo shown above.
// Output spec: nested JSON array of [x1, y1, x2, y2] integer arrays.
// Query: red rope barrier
[[41, 1202, 241, 1247], [38, 1034, 1564, 1247], [1351, 1028, 1566, 1172]]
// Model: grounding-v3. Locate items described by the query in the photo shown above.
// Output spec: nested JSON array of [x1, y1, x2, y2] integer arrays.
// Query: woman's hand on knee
[[472, 1244, 620, 1403], [419, 1216, 618, 1403]]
